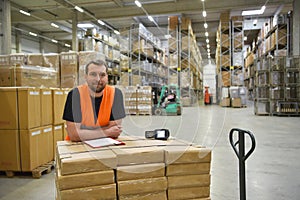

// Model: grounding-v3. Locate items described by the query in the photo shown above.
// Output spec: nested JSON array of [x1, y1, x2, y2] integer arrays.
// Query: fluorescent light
[[29, 32, 37, 37], [51, 39, 58, 43], [202, 11, 207, 17], [148, 15, 154, 22], [114, 30, 120, 35], [77, 23, 94, 28], [20, 10, 30, 16], [51, 23, 59, 28], [205, 32, 209, 37], [97, 20, 105, 26], [135, 0, 142, 7], [206, 38, 209, 43], [207, 44, 210, 48], [74, 6, 84, 13], [64, 43, 71, 48], [207, 49, 210, 53], [202, 0, 205, 1], [253, 19, 258, 25], [204, 23, 208, 29], [242, 5, 266, 16], [244, 36, 247, 41]]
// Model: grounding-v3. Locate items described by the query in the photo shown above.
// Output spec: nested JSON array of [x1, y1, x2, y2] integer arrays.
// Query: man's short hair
[[85, 60, 108, 74]]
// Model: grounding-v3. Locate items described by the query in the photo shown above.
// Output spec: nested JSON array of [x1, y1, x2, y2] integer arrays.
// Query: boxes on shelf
[[0, 67, 12, 86], [221, 71, 231, 87]]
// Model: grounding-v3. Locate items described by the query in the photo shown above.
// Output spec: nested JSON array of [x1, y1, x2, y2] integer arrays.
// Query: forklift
[[152, 84, 182, 115]]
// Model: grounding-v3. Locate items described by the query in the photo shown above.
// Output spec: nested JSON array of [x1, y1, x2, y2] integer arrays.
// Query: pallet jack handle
[[229, 128, 256, 200]]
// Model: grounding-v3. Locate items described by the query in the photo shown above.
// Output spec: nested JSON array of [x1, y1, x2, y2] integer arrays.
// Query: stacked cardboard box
[[124, 86, 152, 115], [165, 145, 211, 200], [0, 87, 66, 173], [55, 136, 211, 200]]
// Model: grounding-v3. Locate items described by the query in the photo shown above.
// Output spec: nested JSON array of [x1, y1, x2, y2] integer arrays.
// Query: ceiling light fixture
[[29, 32, 37, 37], [207, 49, 210, 53], [64, 43, 71, 47], [204, 23, 208, 29], [135, 0, 142, 8], [19, 9, 31, 16], [205, 32, 209, 37], [74, 6, 84, 13], [242, 5, 266, 16], [207, 44, 210, 48], [51, 39, 58, 43], [97, 20, 105, 26], [114, 30, 120, 35], [206, 38, 209, 43], [202, 11, 207, 17], [148, 15, 154, 22], [51, 23, 59, 28], [77, 23, 94, 28]]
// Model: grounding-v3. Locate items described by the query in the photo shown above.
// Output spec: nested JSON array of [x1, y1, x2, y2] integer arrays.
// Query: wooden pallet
[[1, 161, 55, 179]]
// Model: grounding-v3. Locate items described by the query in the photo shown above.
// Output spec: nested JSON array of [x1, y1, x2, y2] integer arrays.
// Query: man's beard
[[89, 82, 106, 93]]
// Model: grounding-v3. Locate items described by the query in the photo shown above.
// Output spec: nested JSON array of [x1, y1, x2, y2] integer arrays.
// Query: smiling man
[[63, 59, 126, 142]]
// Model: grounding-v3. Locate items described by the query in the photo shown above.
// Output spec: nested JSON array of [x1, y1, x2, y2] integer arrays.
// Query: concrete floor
[[1, 103, 300, 200]]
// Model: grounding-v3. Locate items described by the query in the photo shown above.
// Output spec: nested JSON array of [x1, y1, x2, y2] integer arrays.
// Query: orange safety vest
[[65, 84, 115, 140]]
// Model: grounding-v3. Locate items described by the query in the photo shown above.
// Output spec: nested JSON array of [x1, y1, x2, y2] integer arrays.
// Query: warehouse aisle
[[0, 104, 299, 200]]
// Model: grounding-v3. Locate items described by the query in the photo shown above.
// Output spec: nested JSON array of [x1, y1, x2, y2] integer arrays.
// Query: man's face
[[85, 63, 108, 93]]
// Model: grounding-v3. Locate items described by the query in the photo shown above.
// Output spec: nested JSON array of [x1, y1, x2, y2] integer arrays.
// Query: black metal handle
[[229, 128, 256, 161], [229, 128, 256, 200]]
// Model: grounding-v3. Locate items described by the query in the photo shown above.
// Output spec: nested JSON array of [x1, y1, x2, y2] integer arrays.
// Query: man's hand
[[105, 124, 122, 139]]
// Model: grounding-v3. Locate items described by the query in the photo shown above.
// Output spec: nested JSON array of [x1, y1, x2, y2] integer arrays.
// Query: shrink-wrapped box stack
[[60, 52, 78, 88], [55, 136, 211, 200]]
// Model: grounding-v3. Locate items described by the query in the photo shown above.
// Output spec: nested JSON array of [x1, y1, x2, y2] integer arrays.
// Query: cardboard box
[[220, 98, 230, 107], [41, 89, 53, 126], [166, 163, 211, 176], [168, 186, 210, 200], [119, 191, 167, 200], [60, 52, 78, 88], [117, 163, 165, 181], [118, 177, 167, 196], [57, 149, 117, 175], [169, 16, 178, 30], [11, 66, 58, 88], [0, 129, 21, 171], [52, 88, 66, 125], [59, 184, 116, 200], [56, 169, 115, 190], [111, 146, 165, 166], [167, 174, 210, 188], [0, 67, 12, 86], [231, 98, 242, 108], [164, 146, 211, 165], [18, 87, 41, 130], [27, 53, 44, 66], [20, 127, 42, 171], [0, 87, 18, 129], [221, 71, 231, 86]]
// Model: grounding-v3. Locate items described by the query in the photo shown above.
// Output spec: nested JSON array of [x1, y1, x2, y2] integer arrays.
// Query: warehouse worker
[[63, 59, 126, 142]]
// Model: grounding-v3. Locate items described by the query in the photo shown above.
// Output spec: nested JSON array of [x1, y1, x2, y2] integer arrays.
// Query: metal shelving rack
[[254, 15, 299, 116]]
